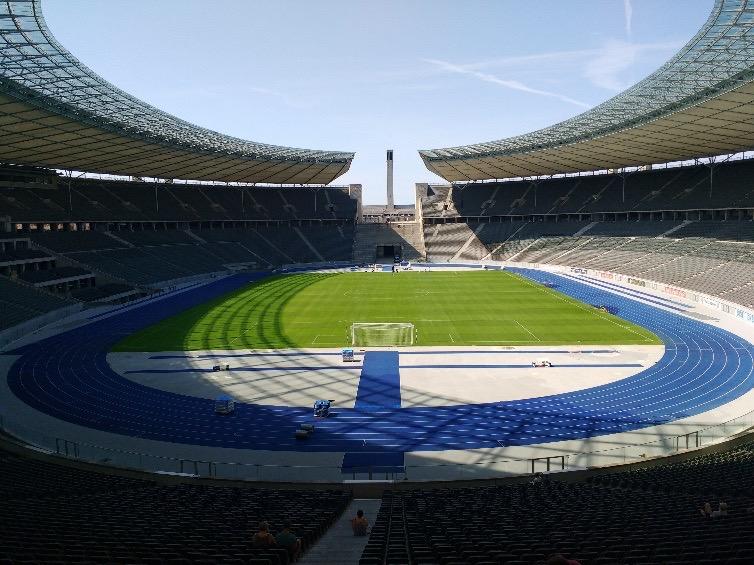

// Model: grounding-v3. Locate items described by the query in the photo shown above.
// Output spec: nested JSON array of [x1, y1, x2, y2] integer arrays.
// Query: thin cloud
[[583, 40, 681, 91], [453, 49, 597, 72], [423, 58, 591, 109], [624, 0, 633, 38]]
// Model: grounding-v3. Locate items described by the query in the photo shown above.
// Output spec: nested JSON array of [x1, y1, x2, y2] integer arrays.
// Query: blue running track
[[4, 268, 754, 467]]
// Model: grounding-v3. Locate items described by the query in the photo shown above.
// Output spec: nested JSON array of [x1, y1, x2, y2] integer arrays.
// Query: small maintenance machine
[[296, 402, 333, 438], [314, 399, 332, 418], [295, 422, 317, 440]]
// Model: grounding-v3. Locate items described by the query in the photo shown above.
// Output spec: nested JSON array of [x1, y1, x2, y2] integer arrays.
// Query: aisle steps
[[299, 499, 382, 565]]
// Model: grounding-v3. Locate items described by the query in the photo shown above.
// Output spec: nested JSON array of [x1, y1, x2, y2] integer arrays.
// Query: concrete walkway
[[299, 498, 381, 565]]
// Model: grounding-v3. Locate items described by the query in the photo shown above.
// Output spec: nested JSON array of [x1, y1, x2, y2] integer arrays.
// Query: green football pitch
[[114, 271, 660, 351]]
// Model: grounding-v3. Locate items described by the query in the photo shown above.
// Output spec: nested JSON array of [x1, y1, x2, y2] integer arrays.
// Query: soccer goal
[[351, 322, 415, 347]]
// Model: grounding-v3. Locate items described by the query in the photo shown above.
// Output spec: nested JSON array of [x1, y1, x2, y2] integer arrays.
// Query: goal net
[[351, 322, 415, 347]]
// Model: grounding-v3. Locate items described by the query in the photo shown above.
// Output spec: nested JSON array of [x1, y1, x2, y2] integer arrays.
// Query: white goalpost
[[350, 322, 415, 347]]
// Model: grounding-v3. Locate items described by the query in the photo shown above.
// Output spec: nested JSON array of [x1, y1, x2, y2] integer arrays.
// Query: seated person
[[351, 509, 369, 536], [275, 522, 301, 558], [712, 501, 728, 518], [252, 521, 276, 548]]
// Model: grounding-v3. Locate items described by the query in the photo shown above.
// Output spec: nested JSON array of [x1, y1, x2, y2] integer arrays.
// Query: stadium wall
[[0, 302, 82, 350], [521, 262, 754, 328]]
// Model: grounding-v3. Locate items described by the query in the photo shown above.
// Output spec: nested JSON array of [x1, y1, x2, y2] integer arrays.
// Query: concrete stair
[[299, 499, 381, 565], [451, 223, 488, 262], [661, 219, 694, 237], [353, 223, 426, 263]]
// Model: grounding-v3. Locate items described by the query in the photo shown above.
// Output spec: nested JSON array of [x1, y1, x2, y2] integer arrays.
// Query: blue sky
[[44, 0, 711, 204]]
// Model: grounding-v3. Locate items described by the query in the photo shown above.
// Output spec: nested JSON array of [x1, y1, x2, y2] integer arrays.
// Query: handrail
[[2, 405, 753, 482]]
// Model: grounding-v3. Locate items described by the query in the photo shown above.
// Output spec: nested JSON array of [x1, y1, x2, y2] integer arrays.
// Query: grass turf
[[113, 271, 660, 351]]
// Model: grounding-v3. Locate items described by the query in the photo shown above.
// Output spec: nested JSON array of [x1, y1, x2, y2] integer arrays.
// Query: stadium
[[3, 0, 754, 563]]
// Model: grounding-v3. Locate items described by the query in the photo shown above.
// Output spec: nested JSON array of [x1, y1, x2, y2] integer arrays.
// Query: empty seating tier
[[362, 476, 754, 565], [0, 276, 74, 331], [0, 179, 358, 223], [422, 159, 754, 219], [0, 446, 349, 564], [422, 216, 754, 308]]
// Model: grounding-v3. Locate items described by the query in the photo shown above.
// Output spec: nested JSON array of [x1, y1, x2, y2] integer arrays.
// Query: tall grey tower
[[386, 149, 394, 212]]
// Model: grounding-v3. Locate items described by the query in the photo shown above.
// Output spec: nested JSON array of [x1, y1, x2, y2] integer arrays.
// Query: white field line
[[229, 326, 255, 345], [474, 340, 552, 343], [512, 273, 654, 343], [514, 319, 541, 342], [312, 334, 339, 345]]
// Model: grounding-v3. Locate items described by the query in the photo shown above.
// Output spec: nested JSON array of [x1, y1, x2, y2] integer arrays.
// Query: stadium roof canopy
[[0, 0, 353, 184], [420, 0, 754, 182]]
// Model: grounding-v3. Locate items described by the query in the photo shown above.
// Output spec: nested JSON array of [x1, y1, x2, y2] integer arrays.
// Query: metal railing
[[2, 407, 754, 483]]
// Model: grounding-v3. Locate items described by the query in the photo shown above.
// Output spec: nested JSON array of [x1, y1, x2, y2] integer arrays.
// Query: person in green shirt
[[275, 523, 301, 559]]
